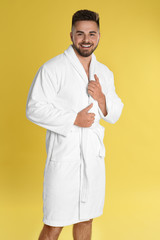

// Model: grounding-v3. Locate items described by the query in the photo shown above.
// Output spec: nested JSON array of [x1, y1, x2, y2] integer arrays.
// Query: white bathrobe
[[26, 44, 124, 227]]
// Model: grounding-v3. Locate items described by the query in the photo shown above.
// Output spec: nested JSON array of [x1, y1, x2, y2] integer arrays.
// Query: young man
[[26, 9, 124, 240]]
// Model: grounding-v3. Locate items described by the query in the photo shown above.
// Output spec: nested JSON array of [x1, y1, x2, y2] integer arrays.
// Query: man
[[26, 9, 124, 240]]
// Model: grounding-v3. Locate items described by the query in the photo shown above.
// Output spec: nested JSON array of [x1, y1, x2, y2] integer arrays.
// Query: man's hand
[[87, 74, 104, 102], [88, 74, 108, 117], [74, 103, 95, 127]]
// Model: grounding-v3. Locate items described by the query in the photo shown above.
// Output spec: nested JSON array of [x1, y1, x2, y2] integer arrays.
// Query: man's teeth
[[81, 45, 91, 48]]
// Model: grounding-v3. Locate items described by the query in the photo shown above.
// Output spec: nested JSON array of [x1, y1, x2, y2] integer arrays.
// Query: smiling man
[[71, 21, 99, 57], [26, 9, 124, 240]]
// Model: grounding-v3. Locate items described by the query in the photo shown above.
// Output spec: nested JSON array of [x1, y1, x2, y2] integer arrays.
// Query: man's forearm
[[98, 94, 108, 117]]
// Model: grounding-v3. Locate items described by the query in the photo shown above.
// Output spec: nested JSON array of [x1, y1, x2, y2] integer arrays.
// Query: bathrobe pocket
[[50, 125, 81, 163]]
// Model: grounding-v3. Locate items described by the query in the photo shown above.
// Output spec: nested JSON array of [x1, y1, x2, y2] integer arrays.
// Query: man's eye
[[77, 33, 82, 36], [90, 34, 95, 36]]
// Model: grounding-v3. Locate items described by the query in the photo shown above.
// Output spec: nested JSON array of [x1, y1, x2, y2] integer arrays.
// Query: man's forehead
[[73, 21, 99, 32]]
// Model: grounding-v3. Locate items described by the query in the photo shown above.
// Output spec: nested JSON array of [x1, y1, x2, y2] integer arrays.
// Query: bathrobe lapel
[[64, 45, 89, 86], [64, 44, 99, 117], [64, 44, 97, 85]]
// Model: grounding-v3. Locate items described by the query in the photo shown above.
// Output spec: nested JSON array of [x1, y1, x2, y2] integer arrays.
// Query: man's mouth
[[80, 44, 92, 49]]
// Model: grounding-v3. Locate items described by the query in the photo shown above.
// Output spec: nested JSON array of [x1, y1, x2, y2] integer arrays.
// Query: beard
[[72, 42, 99, 57]]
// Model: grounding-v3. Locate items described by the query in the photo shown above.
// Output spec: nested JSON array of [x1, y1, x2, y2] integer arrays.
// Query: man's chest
[[53, 68, 89, 110]]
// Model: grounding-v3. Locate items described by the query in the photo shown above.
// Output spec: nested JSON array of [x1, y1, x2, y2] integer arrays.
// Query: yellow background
[[0, 0, 160, 239]]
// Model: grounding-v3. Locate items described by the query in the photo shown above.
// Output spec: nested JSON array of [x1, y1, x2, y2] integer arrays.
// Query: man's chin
[[80, 52, 92, 57], [77, 49, 94, 57], [72, 44, 98, 57]]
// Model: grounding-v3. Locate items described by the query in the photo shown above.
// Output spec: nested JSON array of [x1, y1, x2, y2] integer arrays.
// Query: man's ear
[[70, 32, 73, 42]]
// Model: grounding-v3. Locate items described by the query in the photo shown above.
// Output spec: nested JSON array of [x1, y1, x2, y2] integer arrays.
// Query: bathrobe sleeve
[[98, 71, 124, 124], [26, 65, 78, 137]]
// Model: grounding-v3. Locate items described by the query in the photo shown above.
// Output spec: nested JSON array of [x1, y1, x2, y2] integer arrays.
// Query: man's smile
[[80, 44, 92, 49]]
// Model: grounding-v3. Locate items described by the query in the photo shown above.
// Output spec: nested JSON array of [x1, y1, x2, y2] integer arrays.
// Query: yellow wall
[[0, 0, 160, 239]]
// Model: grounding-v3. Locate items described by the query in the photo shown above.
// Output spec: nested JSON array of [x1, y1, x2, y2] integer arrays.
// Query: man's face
[[70, 20, 100, 58]]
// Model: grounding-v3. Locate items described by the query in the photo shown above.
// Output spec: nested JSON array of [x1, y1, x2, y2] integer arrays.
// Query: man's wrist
[[98, 94, 108, 117], [98, 93, 105, 105]]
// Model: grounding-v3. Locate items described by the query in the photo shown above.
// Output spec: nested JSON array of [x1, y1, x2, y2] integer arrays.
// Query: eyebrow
[[76, 31, 97, 34]]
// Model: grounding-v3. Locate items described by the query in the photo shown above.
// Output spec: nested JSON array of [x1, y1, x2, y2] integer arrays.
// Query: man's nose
[[83, 34, 90, 42]]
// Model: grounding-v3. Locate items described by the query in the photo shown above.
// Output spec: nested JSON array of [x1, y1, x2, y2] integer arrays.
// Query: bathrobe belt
[[79, 121, 102, 203], [80, 126, 89, 203]]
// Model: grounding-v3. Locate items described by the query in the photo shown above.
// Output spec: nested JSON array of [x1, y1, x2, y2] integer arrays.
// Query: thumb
[[84, 103, 93, 112], [94, 74, 99, 82]]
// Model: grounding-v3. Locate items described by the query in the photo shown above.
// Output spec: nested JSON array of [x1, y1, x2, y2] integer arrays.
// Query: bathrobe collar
[[64, 44, 97, 85]]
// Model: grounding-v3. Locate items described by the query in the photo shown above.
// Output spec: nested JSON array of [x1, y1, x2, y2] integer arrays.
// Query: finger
[[88, 81, 97, 86], [85, 103, 93, 111], [89, 80, 100, 88], [88, 85, 95, 91], [90, 115, 95, 120], [88, 113, 95, 117], [88, 90, 94, 97], [94, 74, 99, 82]]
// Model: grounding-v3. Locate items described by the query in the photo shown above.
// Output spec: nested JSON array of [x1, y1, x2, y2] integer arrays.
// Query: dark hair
[[71, 9, 100, 31]]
